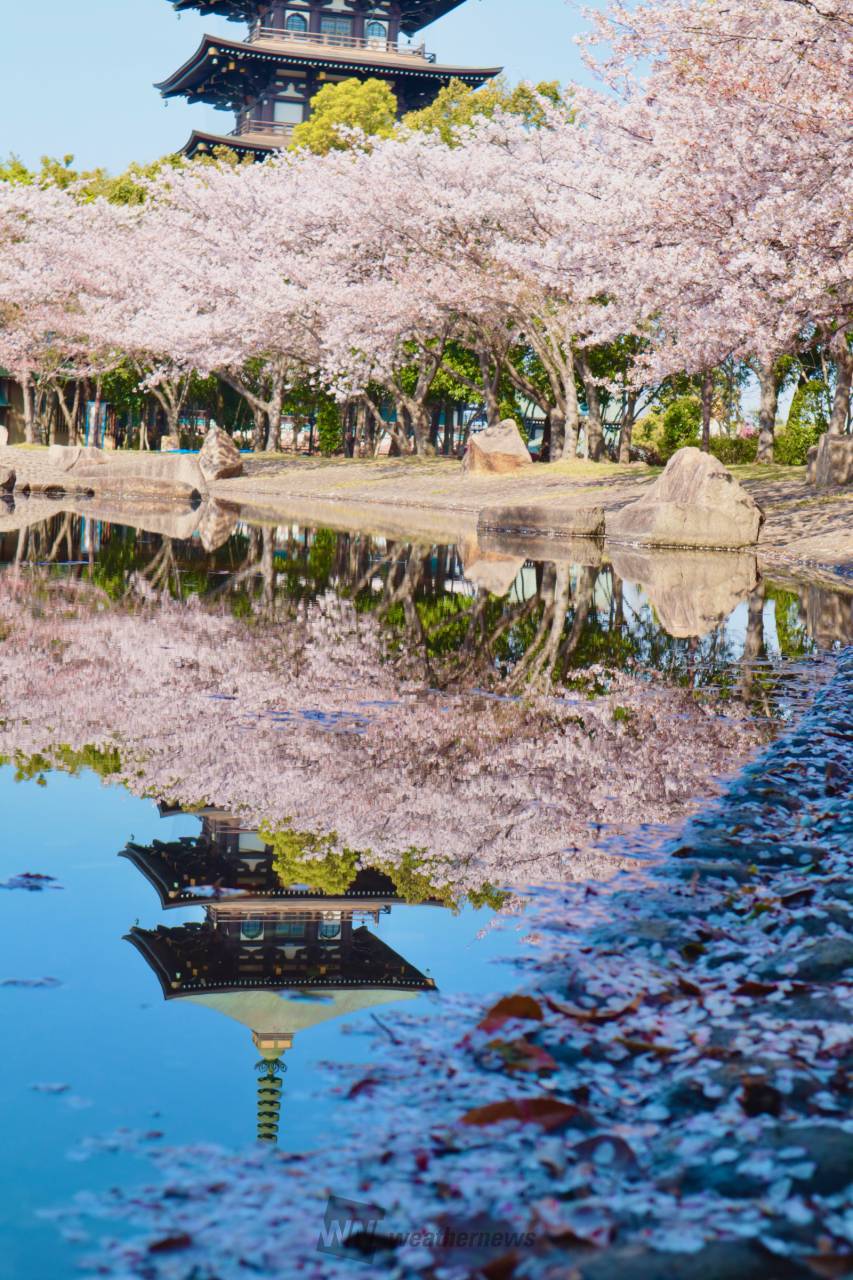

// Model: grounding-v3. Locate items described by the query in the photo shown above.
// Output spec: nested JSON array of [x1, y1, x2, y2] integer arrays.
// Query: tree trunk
[[443, 406, 454, 456], [562, 360, 581, 460], [618, 393, 638, 464], [410, 403, 431, 455], [755, 360, 779, 463], [251, 405, 266, 452], [477, 346, 502, 428], [548, 411, 563, 461], [700, 368, 714, 453], [21, 373, 36, 444], [828, 338, 852, 436], [91, 377, 103, 448], [577, 350, 604, 461]]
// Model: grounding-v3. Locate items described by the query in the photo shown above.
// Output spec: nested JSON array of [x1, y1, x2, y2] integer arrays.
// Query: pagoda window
[[285, 12, 308, 31], [240, 920, 264, 941], [365, 18, 388, 45], [274, 921, 305, 938], [318, 921, 342, 939], [320, 14, 353, 39], [273, 99, 305, 124]]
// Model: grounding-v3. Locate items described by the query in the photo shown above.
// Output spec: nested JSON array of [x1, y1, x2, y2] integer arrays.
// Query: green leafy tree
[[290, 78, 399, 154], [661, 395, 702, 457], [261, 825, 361, 895], [405, 76, 567, 145], [316, 398, 343, 455]]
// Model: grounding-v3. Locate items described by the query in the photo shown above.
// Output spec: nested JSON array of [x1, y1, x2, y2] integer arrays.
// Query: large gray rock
[[460, 537, 525, 597], [47, 443, 206, 497], [810, 431, 853, 488], [478, 502, 605, 538], [159, 433, 181, 453], [479, 530, 604, 568], [606, 447, 764, 549], [199, 426, 243, 482], [462, 420, 532, 475], [609, 547, 759, 638], [47, 444, 108, 471], [198, 499, 240, 553], [806, 584, 853, 647], [0, 466, 15, 493]]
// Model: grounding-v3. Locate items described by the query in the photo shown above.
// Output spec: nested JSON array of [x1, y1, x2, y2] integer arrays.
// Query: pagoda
[[123, 813, 437, 1143], [157, 1, 502, 158]]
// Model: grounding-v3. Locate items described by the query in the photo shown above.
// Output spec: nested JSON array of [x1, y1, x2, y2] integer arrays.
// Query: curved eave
[[156, 34, 501, 99], [169, 1, 469, 36], [182, 129, 276, 159]]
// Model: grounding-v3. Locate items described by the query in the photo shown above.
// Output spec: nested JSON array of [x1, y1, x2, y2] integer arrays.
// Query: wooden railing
[[231, 119, 296, 139], [247, 24, 435, 62]]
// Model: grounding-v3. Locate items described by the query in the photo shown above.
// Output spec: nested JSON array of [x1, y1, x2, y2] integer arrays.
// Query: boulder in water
[[606, 447, 764, 549], [609, 546, 759, 638]]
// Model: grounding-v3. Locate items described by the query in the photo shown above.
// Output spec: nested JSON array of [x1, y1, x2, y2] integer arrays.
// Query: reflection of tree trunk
[[260, 528, 276, 614], [507, 564, 562, 690], [612, 571, 625, 632], [741, 582, 770, 715], [556, 567, 596, 674], [47, 514, 73, 563]]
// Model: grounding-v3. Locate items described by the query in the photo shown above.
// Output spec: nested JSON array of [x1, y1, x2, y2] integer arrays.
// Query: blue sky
[[0, 0, 592, 173]]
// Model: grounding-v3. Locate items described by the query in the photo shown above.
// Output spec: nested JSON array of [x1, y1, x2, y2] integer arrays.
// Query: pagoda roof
[[170, 1, 469, 37], [120, 839, 406, 908], [126, 921, 436, 997], [156, 33, 500, 107], [186, 986, 419, 1036], [180, 128, 279, 159]]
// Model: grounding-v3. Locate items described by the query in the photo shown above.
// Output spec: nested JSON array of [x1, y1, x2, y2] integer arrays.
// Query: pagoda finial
[[255, 1056, 286, 1144]]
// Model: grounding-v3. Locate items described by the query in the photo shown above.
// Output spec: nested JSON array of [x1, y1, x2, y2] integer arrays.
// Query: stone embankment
[[1, 442, 851, 582]]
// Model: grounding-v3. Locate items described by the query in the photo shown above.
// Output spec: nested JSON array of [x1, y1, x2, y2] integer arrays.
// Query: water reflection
[[2, 503, 848, 671], [122, 810, 437, 1144], [1, 506, 847, 890]]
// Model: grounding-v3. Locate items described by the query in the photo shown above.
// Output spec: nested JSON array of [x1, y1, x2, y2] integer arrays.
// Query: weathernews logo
[[317, 1197, 388, 1261], [317, 1196, 535, 1263]]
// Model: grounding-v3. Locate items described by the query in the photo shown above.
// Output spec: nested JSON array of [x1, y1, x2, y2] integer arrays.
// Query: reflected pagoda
[[122, 812, 437, 1143], [158, 1, 502, 158]]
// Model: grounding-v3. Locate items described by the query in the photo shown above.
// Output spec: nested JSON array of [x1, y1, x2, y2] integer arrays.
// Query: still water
[[0, 506, 849, 1278]]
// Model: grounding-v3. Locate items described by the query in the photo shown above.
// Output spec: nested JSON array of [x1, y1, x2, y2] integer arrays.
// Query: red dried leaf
[[478, 995, 543, 1032], [546, 994, 642, 1024], [804, 1257, 853, 1279], [347, 1075, 381, 1100], [461, 1097, 582, 1131], [734, 980, 778, 997], [487, 1038, 557, 1075], [148, 1234, 193, 1255]]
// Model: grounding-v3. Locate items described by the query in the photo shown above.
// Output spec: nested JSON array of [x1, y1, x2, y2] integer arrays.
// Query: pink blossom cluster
[[0, 0, 849, 452], [0, 570, 761, 897]]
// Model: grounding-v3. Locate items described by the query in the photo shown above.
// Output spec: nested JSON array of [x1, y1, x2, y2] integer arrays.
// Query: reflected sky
[[0, 769, 521, 1280], [0, 509, 849, 1277]]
